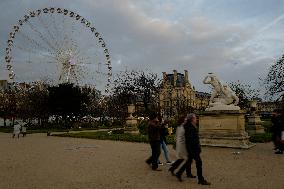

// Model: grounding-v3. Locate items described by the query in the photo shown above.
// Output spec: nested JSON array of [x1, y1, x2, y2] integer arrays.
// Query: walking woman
[[175, 113, 211, 185], [169, 115, 194, 177]]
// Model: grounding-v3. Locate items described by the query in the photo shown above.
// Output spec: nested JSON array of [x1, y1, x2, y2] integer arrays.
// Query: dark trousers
[[274, 131, 284, 151], [170, 159, 191, 175], [146, 141, 161, 170], [272, 132, 278, 148], [176, 154, 204, 181]]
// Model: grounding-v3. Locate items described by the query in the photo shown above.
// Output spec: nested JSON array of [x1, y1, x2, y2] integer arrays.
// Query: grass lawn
[[53, 131, 151, 143], [53, 130, 272, 144]]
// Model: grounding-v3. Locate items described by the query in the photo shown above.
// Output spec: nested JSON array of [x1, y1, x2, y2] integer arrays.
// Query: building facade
[[159, 70, 210, 117], [159, 70, 194, 117], [0, 80, 8, 91], [195, 91, 210, 111]]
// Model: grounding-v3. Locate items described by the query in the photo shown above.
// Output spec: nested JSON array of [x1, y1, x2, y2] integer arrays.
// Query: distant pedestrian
[[145, 112, 162, 171], [21, 124, 27, 137], [272, 109, 284, 154], [176, 113, 211, 185], [12, 121, 21, 139], [157, 117, 172, 165]]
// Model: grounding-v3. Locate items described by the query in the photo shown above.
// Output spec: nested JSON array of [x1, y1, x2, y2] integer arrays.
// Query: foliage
[[0, 91, 17, 126], [249, 133, 272, 143], [53, 131, 176, 144], [229, 81, 260, 109], [167, 117, 178, 133], [105, 94, 128, 121], [54, 131, 149, 143], [261, 119, 272, 133], [112, 129, 125, 134], [111, 70, 161, 117], [48, 83, 90, 126], [137, 120, 148, 135], [264, 55, 284, 101]]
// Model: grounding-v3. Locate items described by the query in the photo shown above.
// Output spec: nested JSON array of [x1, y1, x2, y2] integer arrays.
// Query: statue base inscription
[[199, 110, 255, 149]]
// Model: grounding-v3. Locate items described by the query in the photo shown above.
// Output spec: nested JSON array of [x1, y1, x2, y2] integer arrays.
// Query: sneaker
[[176, 174, 183, 182], [274, 147, 279, 151], [275, 150, 283, 154], [198, 180, 211, 185], [158, 162, 164, 166], [166, 161, 172, 165]]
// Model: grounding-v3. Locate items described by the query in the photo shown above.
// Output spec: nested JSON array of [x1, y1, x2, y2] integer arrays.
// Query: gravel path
[[0, 133, 283, 189]]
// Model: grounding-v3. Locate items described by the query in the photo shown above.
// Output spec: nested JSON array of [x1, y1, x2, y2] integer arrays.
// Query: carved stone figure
[[203, 73, 240, 111]]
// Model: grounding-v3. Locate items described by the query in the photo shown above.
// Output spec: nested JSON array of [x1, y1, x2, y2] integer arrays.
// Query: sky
[[0, 0, 284, 93]]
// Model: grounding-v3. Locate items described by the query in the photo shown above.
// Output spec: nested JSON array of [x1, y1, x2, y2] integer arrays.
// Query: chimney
[[162, 72, 167, 84], [184, 70, 189, 84], [173, 70, 177, 87]]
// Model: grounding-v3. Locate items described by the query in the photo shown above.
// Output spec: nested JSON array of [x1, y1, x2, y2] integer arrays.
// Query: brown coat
[[148, 120, 161, 142]]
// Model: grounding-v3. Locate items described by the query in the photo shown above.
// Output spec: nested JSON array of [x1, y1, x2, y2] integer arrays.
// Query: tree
[[264, 55, 284, 101], [105, 94, 128, 121], [229, 81, 259, 110], [81, 86, 102, 119], [112, 70, 161, 116], [48, 83, 90, 127], [0, 90, 17, 126]]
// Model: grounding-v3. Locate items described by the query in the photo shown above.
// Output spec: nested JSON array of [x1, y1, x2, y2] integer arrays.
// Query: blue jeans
[[158, 140, 171, 163]]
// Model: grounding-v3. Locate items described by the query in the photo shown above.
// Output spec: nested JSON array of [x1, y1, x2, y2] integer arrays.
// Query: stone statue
[[203, 73, 240, 111]]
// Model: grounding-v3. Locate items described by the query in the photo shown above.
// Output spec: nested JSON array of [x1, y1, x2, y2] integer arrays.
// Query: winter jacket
[[148, 120, 161, 142], [175, 125, 188, 159], [184, 122, 201, 156]]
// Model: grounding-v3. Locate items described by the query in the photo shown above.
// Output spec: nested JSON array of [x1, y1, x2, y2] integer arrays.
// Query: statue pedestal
[[125, 104, 138, 131], [246, 115, 265, 135], [199, 110, 255, 149], [125, 117, 138, 131]]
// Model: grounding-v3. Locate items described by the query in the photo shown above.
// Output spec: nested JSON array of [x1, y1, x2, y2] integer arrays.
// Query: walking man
[[176, 113, 211, 185], [145, 112, 162, 171]]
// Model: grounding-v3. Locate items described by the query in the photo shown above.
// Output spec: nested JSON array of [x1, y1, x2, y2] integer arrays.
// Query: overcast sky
[[1, 0, 284, 93]]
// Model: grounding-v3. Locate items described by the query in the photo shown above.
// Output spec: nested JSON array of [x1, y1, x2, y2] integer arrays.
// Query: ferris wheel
[[5, 7, 112, 93]]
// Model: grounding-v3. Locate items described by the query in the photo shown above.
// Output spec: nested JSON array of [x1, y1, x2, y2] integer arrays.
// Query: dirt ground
[[0, 133, 284, 189]]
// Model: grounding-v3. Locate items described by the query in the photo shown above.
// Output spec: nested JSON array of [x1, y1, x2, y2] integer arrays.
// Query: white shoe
[[158, 162, 164, 166]]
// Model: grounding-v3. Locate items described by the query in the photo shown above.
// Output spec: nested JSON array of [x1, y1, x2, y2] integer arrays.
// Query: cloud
[[0, 0, 283, 95]]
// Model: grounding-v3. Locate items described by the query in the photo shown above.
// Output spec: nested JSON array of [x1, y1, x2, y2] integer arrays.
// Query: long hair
[[177, 115, 186, 126]]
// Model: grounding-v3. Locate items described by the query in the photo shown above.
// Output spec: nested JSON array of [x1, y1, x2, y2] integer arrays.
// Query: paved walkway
[[0, 133, 284, 189]]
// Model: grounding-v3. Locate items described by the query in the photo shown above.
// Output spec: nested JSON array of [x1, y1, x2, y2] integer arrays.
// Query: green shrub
[[166, 135, 175, 145], [112, 129, 125, 134], [249, 133, 272, 143], [111, 120, 125, 128], [138, 120, 148, 135], [53, 131, 149, 143], [261, 120, 272, 133]]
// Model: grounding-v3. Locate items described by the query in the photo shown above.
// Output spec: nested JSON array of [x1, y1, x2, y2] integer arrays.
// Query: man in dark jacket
[[145, 112, 162, 170], [176, 113, 211, 185], [272, 109, 284, 154]]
